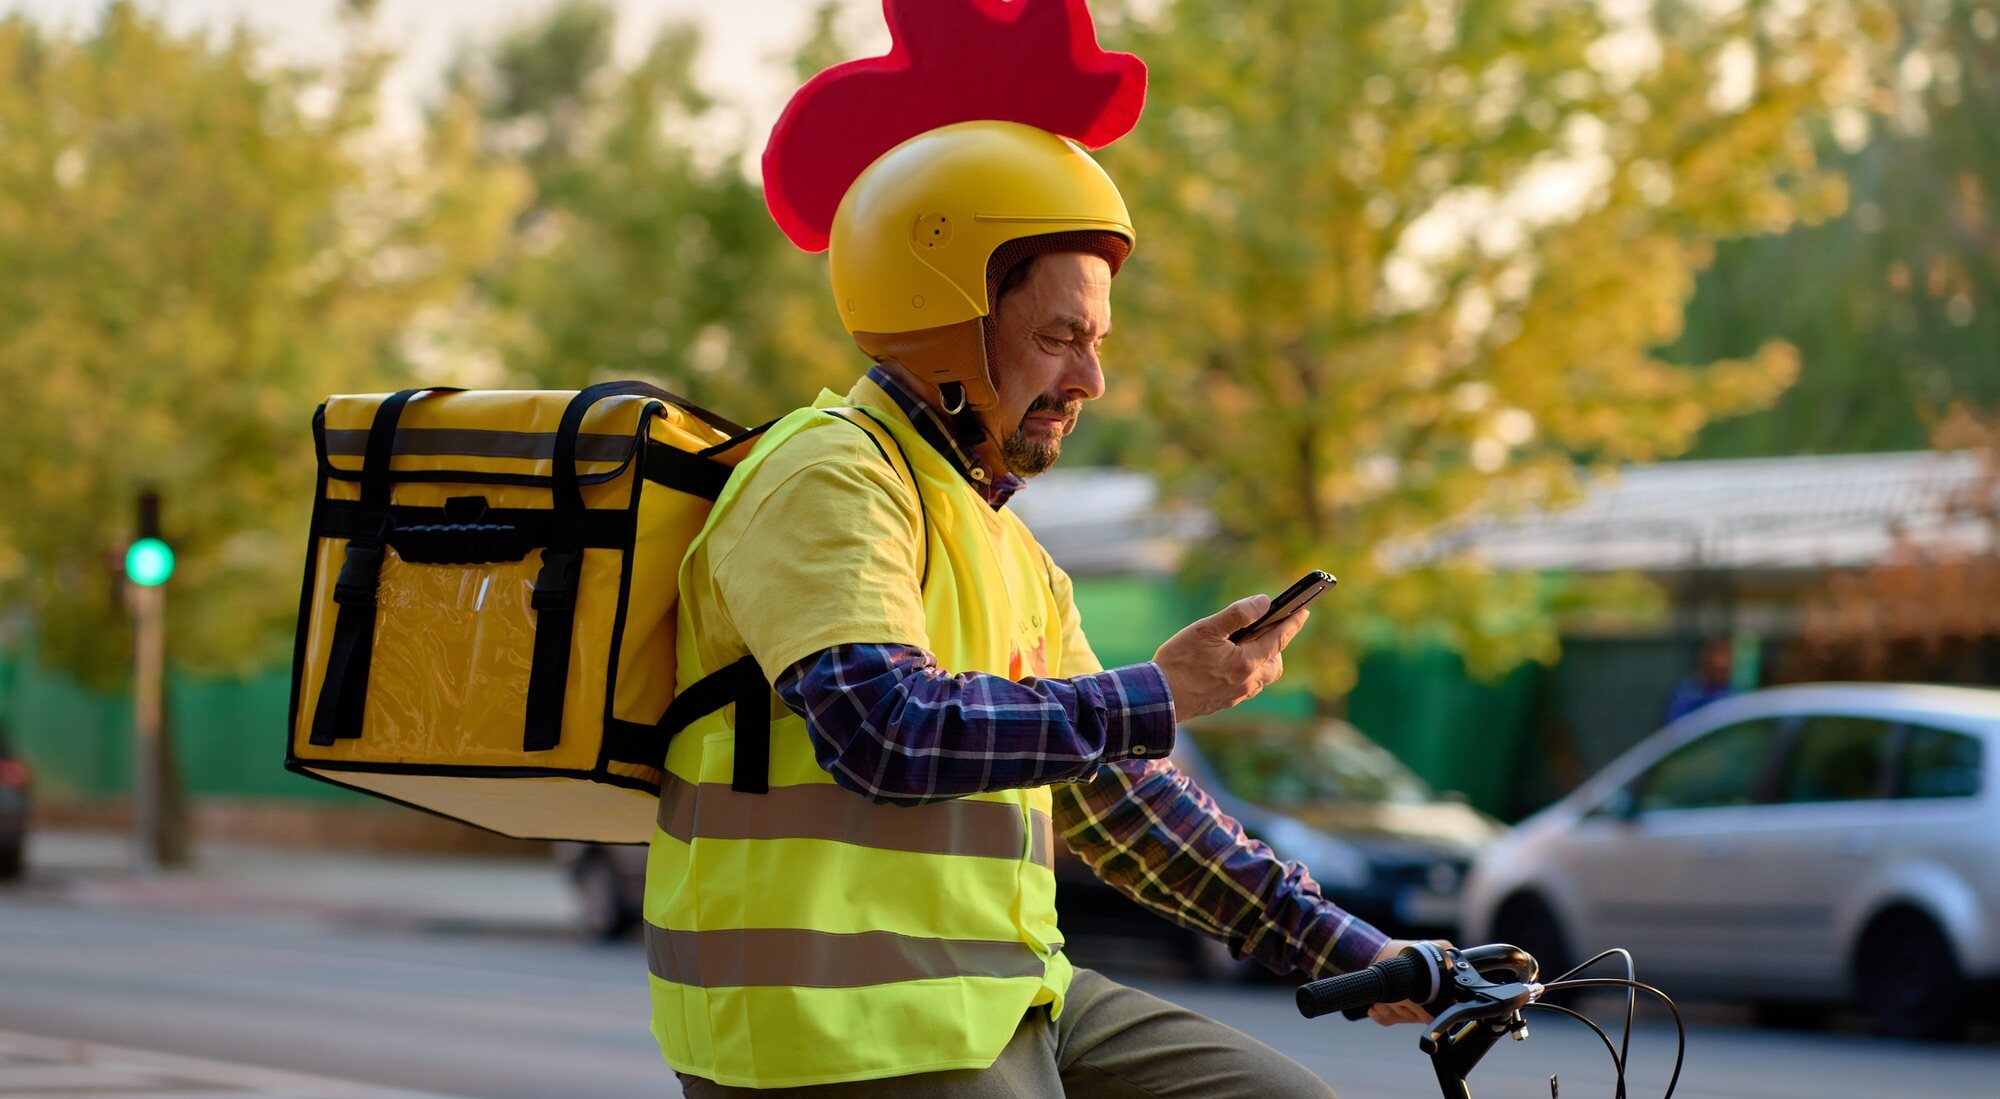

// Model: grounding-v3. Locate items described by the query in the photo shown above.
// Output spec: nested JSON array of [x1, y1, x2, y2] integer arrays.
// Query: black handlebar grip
[[1296, 950, 1432, 1019]]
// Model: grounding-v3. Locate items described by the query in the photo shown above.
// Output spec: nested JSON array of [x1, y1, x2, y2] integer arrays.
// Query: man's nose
[[1063, 347, 1106, 402]]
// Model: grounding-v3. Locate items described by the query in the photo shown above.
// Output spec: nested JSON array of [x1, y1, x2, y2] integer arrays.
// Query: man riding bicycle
[[649, 3, 1432, 1094]]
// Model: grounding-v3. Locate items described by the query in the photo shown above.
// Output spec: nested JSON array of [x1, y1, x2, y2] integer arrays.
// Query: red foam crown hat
[[762, 0, 1148, 254]]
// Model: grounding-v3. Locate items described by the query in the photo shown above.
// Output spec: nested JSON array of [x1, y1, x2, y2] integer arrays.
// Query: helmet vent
[[916, 213, 953, 249]]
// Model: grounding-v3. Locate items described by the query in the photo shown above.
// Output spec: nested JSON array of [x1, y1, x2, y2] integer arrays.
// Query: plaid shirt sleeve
[[1054, 760, 1391, 979], [775, 643, 1177, 805], [778, 643, 1389, 978]]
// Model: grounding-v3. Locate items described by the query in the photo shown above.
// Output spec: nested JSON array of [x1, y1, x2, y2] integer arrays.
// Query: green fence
[[1345, 648, 1540, 816], [0, 646, 362, 803]]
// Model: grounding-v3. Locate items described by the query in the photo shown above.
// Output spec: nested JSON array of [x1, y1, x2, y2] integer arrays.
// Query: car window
[[1635, 718, 1781, 812], [1186, 723, 1432, 808], [1896, 724, 1983, 800], [1777, 715, 1894, 804]]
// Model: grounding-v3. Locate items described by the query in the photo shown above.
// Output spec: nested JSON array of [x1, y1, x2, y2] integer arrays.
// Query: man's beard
[[1001, 395, 1080, 477]]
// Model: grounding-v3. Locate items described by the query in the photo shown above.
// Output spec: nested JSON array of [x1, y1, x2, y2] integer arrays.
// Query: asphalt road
[[3, 893, 1998, 1099]]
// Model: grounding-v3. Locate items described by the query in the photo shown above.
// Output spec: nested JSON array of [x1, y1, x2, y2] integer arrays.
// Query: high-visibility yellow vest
[[647, 380, 1077, 1088]]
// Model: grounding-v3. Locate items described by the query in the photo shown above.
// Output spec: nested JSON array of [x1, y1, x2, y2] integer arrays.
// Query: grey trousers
[[676, 968, 1337, 1098]]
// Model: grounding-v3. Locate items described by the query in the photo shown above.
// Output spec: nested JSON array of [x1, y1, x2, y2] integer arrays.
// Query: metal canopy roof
[[1437, 450, 1995, 573], [1013, 451, 1997, 576]]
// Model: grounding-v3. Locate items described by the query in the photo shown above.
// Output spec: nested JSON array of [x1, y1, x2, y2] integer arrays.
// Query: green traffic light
[[125, 537, 176, 586]]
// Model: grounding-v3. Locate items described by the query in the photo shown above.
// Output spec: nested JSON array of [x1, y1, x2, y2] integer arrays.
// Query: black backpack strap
[[657, 410, 929, 795], [520, 540, 583, 752], [652, 409, 932, 795], [654, 656, 769, 794], [309, 387, 452, 746], [523, 380, 746, 752], [726, 660, 770, 795], [522, 381, 659, 753]]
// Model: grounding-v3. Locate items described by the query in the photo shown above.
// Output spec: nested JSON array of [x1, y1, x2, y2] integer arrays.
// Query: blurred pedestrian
[[1664, 637, 1738, 723]]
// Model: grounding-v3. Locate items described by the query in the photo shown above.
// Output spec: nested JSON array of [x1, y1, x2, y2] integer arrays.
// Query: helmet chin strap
[[868, 358, 1013, 481], [853, 319, 998, 410]]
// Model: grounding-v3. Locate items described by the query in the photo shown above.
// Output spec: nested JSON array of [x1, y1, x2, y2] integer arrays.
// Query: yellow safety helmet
[[830, 120, 1135, 338]]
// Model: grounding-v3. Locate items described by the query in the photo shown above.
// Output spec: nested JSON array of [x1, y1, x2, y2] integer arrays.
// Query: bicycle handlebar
[[1298, 942, 1684, 1099], [1295, 943, 1443, 1019]]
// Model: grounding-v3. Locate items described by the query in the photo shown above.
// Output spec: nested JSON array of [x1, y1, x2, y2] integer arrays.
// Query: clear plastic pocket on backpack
[[363, 548, 541, 765]]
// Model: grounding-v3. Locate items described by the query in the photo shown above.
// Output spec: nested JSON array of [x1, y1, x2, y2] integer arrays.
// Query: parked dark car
[[0, 724, 30, 880], [1055, 716, 1504, 979], [557, 717, 1504, 970]]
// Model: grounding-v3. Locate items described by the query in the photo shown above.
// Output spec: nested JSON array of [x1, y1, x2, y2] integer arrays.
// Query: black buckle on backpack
[[530, 549, 582, 611], [332, 540, 386, 607]]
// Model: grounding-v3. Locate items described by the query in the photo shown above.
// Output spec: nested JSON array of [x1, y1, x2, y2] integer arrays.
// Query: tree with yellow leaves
[[0, 2, 525, 679], [1093, 0, 1892, 692], [463, 1, 855, 417]]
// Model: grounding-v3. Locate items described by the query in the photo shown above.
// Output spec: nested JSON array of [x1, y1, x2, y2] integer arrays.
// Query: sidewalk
[[23, 828, 579, 934], [0, 1030, 466, 1099]]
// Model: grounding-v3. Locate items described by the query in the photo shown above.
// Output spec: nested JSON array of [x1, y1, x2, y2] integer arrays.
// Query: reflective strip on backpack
[[323, 427, 634, 463]]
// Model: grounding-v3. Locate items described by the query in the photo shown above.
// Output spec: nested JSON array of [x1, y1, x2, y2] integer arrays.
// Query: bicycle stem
[[1423, 986, 1540, 1099]]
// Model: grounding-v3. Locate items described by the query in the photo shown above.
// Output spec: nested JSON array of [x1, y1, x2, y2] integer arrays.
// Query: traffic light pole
[[130, 581, 167, 870], [127, 489, 187, 871]]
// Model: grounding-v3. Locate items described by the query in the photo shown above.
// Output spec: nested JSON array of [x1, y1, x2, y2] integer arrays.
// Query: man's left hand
[[1363, 938, 1455, 1026]]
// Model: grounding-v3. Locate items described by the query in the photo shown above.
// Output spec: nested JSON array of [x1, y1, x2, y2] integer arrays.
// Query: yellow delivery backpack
[[285, 381, 775, 843]]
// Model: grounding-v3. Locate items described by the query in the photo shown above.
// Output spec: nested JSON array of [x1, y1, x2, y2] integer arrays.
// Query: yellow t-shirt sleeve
[[1044, 549, 1104, 677], [708, 422, 930, 681]]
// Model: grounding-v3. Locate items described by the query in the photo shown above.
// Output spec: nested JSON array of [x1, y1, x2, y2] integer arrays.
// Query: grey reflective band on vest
[[324, 427, 633, 464], [656, 774, 1054, 866], [646, 925, 1049, 989]]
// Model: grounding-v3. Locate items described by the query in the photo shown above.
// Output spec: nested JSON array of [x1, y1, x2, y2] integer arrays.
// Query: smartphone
[[1228, 570, 1337, 644]]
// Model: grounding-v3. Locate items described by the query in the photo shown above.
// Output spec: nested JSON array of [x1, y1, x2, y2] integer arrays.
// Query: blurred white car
[[1462, 683, 2000, 1039]]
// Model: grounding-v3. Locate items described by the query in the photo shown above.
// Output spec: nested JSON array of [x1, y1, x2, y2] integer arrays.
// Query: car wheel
[[1490, 892, 1574, 984], [0, 840, 20, 882], [1855, 908, 1966, 1041], [574, 849, 639, 941]]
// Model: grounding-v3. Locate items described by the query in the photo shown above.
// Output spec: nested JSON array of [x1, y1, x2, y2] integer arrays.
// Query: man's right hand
[[1152, 594, 1310, 722]]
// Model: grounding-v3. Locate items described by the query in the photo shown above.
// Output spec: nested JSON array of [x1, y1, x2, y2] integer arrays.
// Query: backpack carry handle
[[551, 382, 745, 513], [359, 387, 465, 505], [527, 381, 739, 755]]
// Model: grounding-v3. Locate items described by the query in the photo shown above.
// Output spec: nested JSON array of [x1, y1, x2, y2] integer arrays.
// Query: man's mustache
[[1023, 395, 1081, 430]]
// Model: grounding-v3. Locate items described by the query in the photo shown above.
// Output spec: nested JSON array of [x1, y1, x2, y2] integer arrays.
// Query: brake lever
[[1418, 982, 1537, 1055], [1338, 943, 1540, 1023]]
